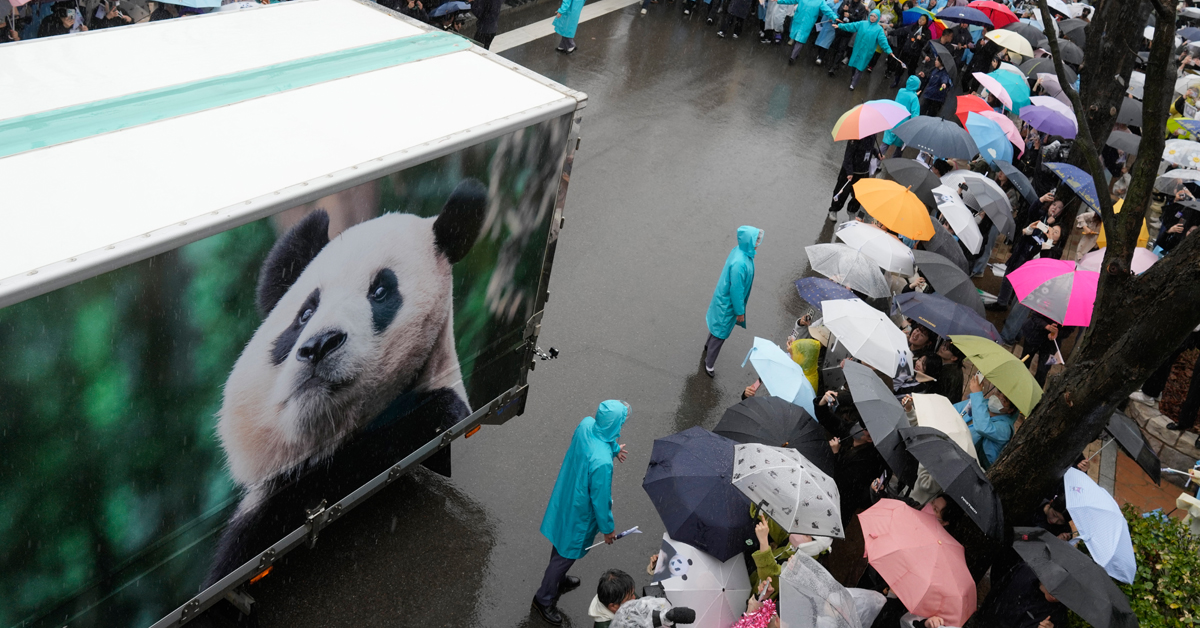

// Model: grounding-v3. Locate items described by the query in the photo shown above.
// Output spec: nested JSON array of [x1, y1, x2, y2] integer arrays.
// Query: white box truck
[[0, 2, 584, 625]]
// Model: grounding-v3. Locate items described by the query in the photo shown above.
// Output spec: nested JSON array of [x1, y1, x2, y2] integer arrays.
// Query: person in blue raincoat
[[552, 0, 585, 53], [534, 400, 630, 626], [882, 75, 922, 157], [813, 0, 843, 60], [780, 0, 840, 64], [833, 9, 900, 90], [953, 376, 1018, 468], [703, 226, 762, 377]]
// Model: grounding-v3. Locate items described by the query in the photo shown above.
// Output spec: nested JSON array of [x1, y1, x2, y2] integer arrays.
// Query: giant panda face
[[217, 180, 486, 487]]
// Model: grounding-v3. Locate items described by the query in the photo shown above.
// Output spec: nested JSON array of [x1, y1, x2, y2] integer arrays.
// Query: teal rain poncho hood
[[705, 226, 761, 339], [883, 75, 922, 147], [539, 400, 629, 559]]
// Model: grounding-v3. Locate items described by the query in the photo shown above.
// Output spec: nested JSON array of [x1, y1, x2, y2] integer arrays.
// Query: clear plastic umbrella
[[835, 221, 916, 275], [820, 299, 913, 377], [930, 185, 983, 253], [732, 444, 843, 537], [940, 170, 1015, 238], [651, 533, 751, 628], [1154, 168, 1200, 194], [778, 552, 863, 628], [805, 243, 891, 298], [1063, 468, 1136, 584]]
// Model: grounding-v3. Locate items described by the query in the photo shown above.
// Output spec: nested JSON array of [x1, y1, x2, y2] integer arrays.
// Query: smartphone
[[975, 371, 985, 383], [758, 581, 771, 601]]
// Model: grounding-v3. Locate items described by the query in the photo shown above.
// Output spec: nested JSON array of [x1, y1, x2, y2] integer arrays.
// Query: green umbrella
[[948, 335, 1043, 415]]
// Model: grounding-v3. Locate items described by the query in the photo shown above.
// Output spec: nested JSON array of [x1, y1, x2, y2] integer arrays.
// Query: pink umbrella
[[974, 72, 1013, 110], [859, 499, 976, 627], [1078, 247, 1160, 275], [977, 110, 1024, 156], [1008, 259, 1100, 326]]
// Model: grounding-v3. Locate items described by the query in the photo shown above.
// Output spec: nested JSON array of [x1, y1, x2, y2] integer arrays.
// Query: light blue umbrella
[[1063, 468, 1136, 584], [742, 337, 817, 417], [988, 70, 1032, 114], [965, 112, 1013, 165]]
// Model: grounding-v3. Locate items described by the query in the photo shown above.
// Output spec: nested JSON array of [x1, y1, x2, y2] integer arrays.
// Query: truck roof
[[0, 0, 582, 308]]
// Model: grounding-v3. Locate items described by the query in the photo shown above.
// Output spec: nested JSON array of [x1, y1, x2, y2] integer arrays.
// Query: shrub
[[1119, 504, 1200, 627]]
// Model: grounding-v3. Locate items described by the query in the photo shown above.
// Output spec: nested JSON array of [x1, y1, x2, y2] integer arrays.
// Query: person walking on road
[[534, 400, 630, 626], [828, 135, 879, 221], [780, 0, 838, 65], [703, 226, 762, 377], [471, 0, 503, 49], [832, 9, 899, 91], [553, 0, 585, 53]]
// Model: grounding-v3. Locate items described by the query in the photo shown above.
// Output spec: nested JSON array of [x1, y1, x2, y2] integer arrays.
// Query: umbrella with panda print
[[731, 444, 844, 538]]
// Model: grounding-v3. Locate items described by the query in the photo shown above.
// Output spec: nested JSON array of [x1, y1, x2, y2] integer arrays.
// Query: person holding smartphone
[[92, 0, 133, 30]]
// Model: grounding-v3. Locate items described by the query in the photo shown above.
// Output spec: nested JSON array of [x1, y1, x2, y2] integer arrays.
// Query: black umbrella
[[994, 160, 1038, 204], [642, 427, 754, 561], [912, 250, 986, 316], [893, 116, 979, 160], [937, 6, 992, 28], [923, 218, 972, 274], [1056, 39, 1084, 66], [842, 361, 918, 489], [1058, 18, 1087, 46], [1020, 57, 1077, 85], [999, 23, 1048, 50], [714, 397, 836, 477], [1105, 130, 1141, 156], [880, 158, 942, 208], [899, 426, 1005, 539], [1105, 410, 1161, 485], [1012, 527, 1139, 628], [892, 292, 1001, 341], [929, 41, 959, 81], [1117, 97, 1142, 126]]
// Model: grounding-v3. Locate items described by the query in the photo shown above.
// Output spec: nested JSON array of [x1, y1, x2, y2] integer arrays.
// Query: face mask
[[987, 395, 1005, 413]]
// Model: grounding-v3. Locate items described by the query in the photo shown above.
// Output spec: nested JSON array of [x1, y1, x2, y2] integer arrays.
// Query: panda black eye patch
[[271, 289, 320, 366], [368, 268, 402, 334]]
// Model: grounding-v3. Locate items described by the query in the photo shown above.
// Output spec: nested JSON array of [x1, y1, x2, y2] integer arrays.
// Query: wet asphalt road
[[248, 5, 908, 626]]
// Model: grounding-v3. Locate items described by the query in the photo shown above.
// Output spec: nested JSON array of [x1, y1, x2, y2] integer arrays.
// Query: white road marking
[[491, 0, 642, 52]]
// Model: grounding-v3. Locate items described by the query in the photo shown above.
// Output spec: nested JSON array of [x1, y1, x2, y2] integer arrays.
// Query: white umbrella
[[743, 336, 818, 417], [733, 444, 844, 538], [931, 185, 983, 254], [835, 221, 916, 275], [820, 298, 914, 377], [1163, 139, 1200, 168], [1030, 95, 1075, 120], [805, 243, 891, 299], [779, 552, 863, 628], [911, 393, 980, 464], [652, 533, 751, 628], [1063, 468, 1136, 584], [1127, 71, 1145, 99], [1045, 0, 1072, 16], [1177, 75, 1200, 97], [996, 62, 1025, 79]]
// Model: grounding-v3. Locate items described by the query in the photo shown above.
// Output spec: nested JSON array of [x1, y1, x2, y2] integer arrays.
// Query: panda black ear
[[433, 178, 487, 264], [256, 210, 331, 317]]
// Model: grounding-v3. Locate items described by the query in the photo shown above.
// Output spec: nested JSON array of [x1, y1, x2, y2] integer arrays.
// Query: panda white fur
[[207, 179, 486, 584]]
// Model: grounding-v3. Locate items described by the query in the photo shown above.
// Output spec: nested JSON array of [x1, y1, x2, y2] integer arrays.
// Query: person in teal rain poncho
[[533, 400, 630, 626], [781, 0, 840, 64], [953, 377, 1018, 468], [703, 226, 762, 377], [552, 0, 585, 53], [834, 9, 901, 90], [882, 75, 922, 157]]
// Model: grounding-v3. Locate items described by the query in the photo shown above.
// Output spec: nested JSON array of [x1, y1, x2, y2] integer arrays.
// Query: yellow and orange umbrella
[[852, 179, 935, 241]]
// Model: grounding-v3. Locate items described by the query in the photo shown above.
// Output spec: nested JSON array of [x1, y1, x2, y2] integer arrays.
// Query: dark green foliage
[[1120, 505, 1200, 627]]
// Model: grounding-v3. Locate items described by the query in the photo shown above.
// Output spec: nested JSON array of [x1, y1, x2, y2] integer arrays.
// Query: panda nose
[[296, 330, 347, 365]]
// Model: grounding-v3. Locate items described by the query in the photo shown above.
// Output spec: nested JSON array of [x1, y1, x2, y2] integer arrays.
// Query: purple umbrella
[[1020, 105, 1078, 139]]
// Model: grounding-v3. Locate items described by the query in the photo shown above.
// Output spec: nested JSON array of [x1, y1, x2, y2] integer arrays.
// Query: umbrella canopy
[[893, 116, 980, 160], [779, 552, 864, 628], [1012, 527, 1139, 628], [715, 396, 835, 476], [733, 444, 843, 537], [968, 0, 1017, 27], [1078, 247, 1158, 275], [833, 100, 914, 141], [985, 29, 1034, 58], [948, 335, 1043, 414], [1029, 95, 1076, 118], [1058, 18, 1087, 45], [841, 360, 918, 487], [1035, 73, 1072, 107], [1020, 105, 1077, 138], [929, 41, 960, 78], [941, 170, 1015, 238], [977, 110, 1024, 155], [853, 179, 935, 240], [1044, 0, 1073, 17], [794, 277, 857, 309], [924, 218, 972, 274], [937, 6, 992, 27], [910, 393, 980, 463], [652, 533, 751, 628], [975, 70, 1032, 113], [1044, 161, 1101, 211], [965, 112, 1014, 164], [913, 250, 986, 316], [823, 300, 915, 379], [429, 0, 471, 16], [930, 185, 984, 253], [805, 244, 891, 299], [1012, 264, 1099, 327], [1175, 118, 1200, 138], [994, 160, 1038, 204], [1020, 57, 1076, 84], [1155, 168, 1200, 194], [955, 94, 993, 125], [1105, 410, 1161, 485], [643, 427, 754, 561], [1176, 74, 1200, 96], [1163, 139, 1200, 168], [1000, 22, 1048, 49], [1116, 97, 1142, 126], [1127, 71, 1144, 99], [743, 337, 818, 417], [899, 426, 1005, 540], [835, 221, 917, 274], [859, 499, 977, 626], [880, 158, 942, 208], [1063, 468, 1136, 584], [1056, 39, 1084, 65], [893, 292, 1000, 341]]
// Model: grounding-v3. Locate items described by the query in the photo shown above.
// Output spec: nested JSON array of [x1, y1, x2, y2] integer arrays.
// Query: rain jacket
[[954, 391, 1016, 466], [779, 0, 838, 44], [921, 65, 952, 102], [814, 0, 843, 48], [540, 400, 628, 559], [553, 0, 585, 38], [883, 75, 922, 147], [706, 226, 761, 340], [838, 11, 892, 72]]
